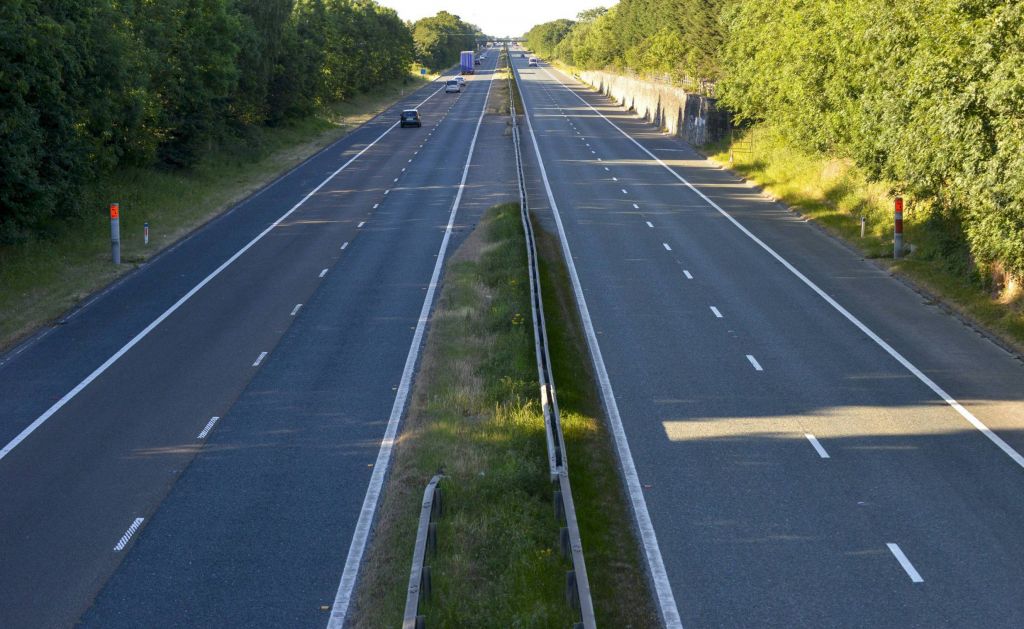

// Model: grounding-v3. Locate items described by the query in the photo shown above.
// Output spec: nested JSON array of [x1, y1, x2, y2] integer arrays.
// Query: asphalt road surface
[[5, 44, 1024, 629], [0, 52, 506, 628], [512, 54, 1024, 628]]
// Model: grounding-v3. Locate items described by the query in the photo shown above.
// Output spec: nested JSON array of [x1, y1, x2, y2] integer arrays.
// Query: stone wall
[[577, 70, 730, 146]]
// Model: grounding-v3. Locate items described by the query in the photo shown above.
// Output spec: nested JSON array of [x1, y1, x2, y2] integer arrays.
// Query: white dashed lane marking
[[805, 434, 830, 458], [113, 518, 145, 552], [197, 415, 221, 439], [887, 543, 924, 583]]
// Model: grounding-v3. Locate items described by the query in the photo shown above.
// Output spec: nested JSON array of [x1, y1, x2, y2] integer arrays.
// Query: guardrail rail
[[402, 473, 444, 629], [507, 46, 597, 629]]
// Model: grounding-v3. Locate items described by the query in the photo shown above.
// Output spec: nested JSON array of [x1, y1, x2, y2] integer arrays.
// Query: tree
[[411, 11, 476, 71]]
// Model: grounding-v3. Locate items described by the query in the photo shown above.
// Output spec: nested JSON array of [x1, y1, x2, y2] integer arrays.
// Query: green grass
[[707, 125, 1024, 352], [534, 215, 660, 628], [349, 203, 656, 627], [0, 73, 433, 351]]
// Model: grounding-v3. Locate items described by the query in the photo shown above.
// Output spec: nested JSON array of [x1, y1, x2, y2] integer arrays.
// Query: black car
[[400, 109, 421, 128]]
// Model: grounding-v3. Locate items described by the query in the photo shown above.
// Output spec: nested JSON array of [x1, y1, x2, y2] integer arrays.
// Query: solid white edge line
[[0, 83, 448, 463], [113, 517, 145, 551], [887, 543, 924, 582], [326, 68, 495, 629], [746, 354, 763, 371], [513, 62, 684, 629], [542, 65, 1024, 471], [805, 433, 830, 459], [253, 351, 268, 367], [197, 416, 220, 439]]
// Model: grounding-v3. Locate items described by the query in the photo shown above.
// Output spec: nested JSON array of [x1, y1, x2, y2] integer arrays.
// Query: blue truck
[[460, 50, 474, 75]]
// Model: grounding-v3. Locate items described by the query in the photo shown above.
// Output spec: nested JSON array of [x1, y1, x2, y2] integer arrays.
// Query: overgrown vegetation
[[709, 126, 1024, 349], [0, 0, 414, 244], [526, 0, 1024, 329], [350, 203, 655, 627]]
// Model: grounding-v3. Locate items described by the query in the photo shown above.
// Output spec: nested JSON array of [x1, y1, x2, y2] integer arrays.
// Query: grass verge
[[487, 48, 523, 116], [0, 73, 435, 352], [706, 124, 1024, 354], [349, 203, 656, 627]]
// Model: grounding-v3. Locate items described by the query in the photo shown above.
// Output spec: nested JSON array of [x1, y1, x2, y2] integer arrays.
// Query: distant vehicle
[[460, 50, 474, 74], [400, 109, 421, 127], [454, 76, 465, 86], [445, 79, 461, 93], [474, 58, 481, 66], [528, 57, 538, 67]]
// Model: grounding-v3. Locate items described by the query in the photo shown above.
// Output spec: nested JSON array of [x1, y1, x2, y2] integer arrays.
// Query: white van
[[528, 57, 538, 67]]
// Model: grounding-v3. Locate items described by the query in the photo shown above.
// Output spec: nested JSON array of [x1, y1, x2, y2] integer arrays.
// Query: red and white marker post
[[110, 203, 121, 265], [893, 197, 904, 259]]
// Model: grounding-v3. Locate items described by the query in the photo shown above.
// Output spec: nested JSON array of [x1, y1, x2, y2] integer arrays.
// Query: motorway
[[512, 54, 1024, 627], [0, 53, 504, 627], [4, 44, 1024, 628]]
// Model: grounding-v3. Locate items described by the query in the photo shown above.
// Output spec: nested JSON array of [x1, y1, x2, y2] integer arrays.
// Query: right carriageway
[[512, 56, 1024, 628]]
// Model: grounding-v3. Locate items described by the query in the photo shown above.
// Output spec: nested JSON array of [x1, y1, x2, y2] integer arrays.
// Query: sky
[[378, 0, 617, 38]]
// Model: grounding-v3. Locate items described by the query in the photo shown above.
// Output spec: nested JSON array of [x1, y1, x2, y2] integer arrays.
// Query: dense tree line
[[0, 0, 413, 243], [410, 11, 480, 71], [524, 1, 727, 85], [526, 0, 1024, 284]]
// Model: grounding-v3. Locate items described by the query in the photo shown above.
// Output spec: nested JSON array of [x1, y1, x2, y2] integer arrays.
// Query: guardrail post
[[553, 488, 565, 523]]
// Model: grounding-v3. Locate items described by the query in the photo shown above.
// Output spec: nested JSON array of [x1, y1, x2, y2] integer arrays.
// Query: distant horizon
[[377, 0, 616, 37]]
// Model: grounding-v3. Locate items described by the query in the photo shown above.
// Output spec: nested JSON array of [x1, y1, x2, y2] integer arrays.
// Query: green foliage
[[410, 11, 479, 71], [718, 0, 1024, 281], [0, 0, 414, 242], [526, 1, 731, 84], [525, 0, 1024, 283]]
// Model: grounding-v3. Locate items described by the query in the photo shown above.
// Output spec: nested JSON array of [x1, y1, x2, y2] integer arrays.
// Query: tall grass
[[709, 125, 1024, 351]]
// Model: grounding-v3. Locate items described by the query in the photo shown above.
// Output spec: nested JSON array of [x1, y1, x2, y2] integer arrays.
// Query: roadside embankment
[[556, 64, 1024, 354], [0, 74, 435, 353]]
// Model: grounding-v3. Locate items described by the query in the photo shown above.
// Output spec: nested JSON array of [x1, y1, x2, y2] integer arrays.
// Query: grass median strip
[[349, 203, 656, 627]]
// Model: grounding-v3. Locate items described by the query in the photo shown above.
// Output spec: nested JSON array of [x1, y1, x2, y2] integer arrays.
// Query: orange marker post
[[110, 203, 121, 265]]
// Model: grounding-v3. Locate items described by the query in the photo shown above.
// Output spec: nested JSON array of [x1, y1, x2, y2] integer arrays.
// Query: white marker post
[[110, 203, 121, 265], [144, 221, 149, 246]]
